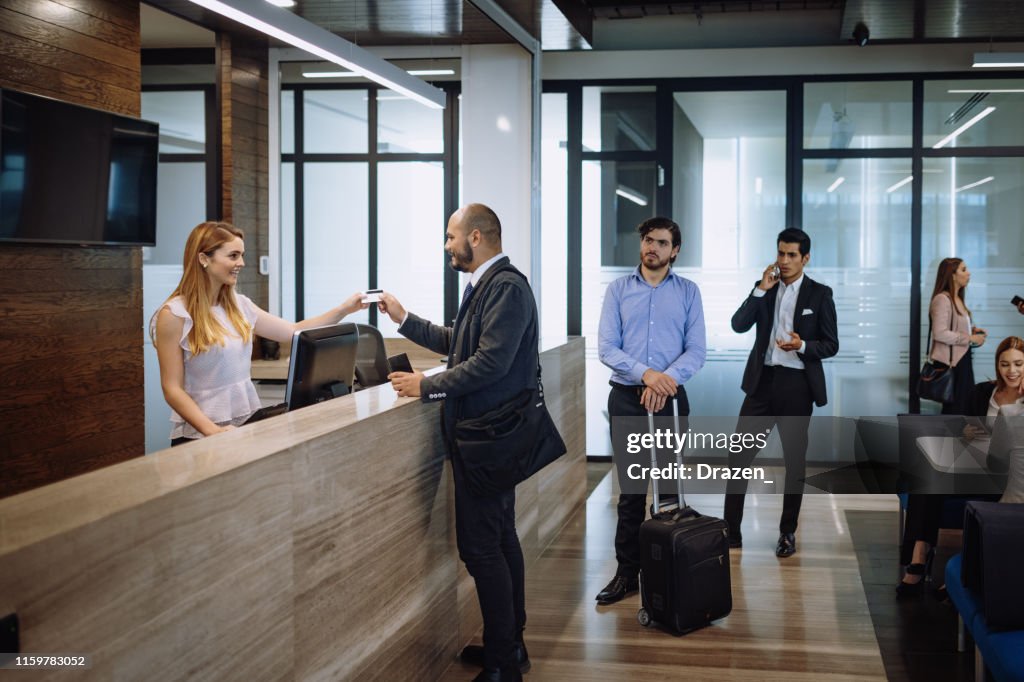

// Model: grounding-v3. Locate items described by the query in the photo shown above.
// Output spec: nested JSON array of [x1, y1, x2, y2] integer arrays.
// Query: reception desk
[[0, 338, 586, 681]]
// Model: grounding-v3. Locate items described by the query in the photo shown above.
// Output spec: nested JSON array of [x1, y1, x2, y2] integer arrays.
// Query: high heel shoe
[[896, 548, 934, 598]]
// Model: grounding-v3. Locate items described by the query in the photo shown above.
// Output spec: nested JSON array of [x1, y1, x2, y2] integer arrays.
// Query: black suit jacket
[[398, 257, 540, 442], [731, 275, 839, 407]]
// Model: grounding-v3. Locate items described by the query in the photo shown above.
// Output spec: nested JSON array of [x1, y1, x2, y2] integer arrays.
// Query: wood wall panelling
[[0, 0, 143, 498]]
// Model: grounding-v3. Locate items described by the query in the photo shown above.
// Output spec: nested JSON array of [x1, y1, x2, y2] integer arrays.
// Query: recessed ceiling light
[[886, 176, 913, 193], [932, 106, 996, 149], [972, 52, 1024, 68], [955, 176, 995, 193]]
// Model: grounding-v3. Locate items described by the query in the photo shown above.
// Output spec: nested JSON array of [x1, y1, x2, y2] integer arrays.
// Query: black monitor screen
[[0, 88, 158, 246], [285, 324, 360, 410]]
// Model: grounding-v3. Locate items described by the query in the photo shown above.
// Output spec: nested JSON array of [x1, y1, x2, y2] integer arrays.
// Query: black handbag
[[917, 304, 956, 404], [454, 368, 567, 497]]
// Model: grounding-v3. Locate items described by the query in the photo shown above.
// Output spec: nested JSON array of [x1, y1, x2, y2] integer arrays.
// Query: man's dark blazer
[[731, 275, 839, 408], [398, 257, 539, 442]]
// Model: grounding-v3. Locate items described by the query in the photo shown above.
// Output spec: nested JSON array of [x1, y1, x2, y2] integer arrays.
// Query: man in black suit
[[724, 227, 839, 558], [378, 203, 535, 682]]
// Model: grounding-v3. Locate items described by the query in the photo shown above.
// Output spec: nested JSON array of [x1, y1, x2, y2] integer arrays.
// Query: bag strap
[[454, 262, 542, 420]]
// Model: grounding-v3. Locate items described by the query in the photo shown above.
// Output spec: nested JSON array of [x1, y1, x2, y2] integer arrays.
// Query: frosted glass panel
[[304, 163, 369, 324], [921, 156, 1024, 400], [803, 157, 913, 417], [281, 90, 295, 155], [923, 79, 1024, 149], [304, 90, 367, 154], [377, 97, 443, 153], [142, 90, 205, 154], [377, 162, 444, 337], [804, 81, 912, 149], [541, 92, 568, 339]]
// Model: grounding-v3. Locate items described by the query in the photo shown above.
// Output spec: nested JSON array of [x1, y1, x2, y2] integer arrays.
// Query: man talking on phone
[[724, 228, 838, 558]]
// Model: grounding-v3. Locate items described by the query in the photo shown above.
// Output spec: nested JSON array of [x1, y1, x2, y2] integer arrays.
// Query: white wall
[[460, 44, 534, 277]]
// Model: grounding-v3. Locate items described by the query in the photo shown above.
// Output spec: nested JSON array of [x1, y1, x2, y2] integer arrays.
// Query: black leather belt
[[609, 381, 644, 396]]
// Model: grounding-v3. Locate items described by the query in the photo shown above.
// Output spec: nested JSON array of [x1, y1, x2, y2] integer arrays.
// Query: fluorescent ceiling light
[[303, 68, 455, 79], [955, 176, 995, 193], [265, 0, 294, 6], [886, 176, 913, 193], [932, 106, 996, 149], [949, 89, 1024, 94], [973, 52, 1024, 68], [408, 69, 455, 76], [616, 185, 648, 207], [827, 177, 845, 193], [185, 0, 445, 109]]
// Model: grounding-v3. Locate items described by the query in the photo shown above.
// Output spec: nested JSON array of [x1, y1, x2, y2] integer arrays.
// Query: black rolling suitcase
[[637, 398, 732, 633]]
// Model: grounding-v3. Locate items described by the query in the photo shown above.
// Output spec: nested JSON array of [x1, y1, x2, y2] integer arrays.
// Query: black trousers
[[608, 383, 690, 579], [452, 455, 526, 672], [724, 365, 814, 537]]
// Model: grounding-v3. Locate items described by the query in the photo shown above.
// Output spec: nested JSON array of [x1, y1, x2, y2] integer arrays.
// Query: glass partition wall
[[547, 74, 1024, 456], [280, 84, 458, 331]]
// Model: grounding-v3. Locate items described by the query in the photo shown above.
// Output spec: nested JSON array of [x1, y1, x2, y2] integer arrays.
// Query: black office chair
[[353, 323, 391, 389]]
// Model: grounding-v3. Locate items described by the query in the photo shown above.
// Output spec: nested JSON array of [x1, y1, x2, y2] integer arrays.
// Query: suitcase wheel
[[637, 608, 652, 627]]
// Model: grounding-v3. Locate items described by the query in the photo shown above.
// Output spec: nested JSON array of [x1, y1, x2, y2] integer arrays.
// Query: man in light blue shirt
[[594, 216, 707, 605]]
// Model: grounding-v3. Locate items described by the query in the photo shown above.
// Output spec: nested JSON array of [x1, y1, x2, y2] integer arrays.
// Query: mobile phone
[[387, 352, 414, 374], [1013, 295, 1023, 307], [771, 265, 780, 281]]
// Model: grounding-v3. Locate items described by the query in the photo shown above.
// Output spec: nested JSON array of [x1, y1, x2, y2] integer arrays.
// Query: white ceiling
[[141, 3, 215, 49]]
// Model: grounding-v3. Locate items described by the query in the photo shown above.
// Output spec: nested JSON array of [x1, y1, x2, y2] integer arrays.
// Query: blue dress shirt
[[598, 267, 707, 386]]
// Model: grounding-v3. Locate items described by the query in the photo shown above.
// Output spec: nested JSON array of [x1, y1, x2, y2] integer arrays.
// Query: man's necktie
[[459, 282, 474, 312]]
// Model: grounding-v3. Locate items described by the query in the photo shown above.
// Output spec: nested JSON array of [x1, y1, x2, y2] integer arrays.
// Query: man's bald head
[[458, 203, 502, 248]]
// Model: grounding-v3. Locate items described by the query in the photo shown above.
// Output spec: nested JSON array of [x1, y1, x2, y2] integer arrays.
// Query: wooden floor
[[441, 465, 898, 681]]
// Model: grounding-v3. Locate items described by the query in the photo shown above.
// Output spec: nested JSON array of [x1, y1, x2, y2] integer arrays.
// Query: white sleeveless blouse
[[157, 294, 263, 440]]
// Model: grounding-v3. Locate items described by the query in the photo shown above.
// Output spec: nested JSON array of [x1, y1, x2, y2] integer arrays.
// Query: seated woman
[[151, 221, 367, 446], [897, 336, 1024, 598]]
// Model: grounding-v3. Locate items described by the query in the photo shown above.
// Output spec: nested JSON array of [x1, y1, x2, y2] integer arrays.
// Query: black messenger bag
[[454, 368, 567, 497]]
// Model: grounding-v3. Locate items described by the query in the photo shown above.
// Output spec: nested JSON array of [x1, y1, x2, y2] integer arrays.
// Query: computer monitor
[[285, 323, 359, 410]]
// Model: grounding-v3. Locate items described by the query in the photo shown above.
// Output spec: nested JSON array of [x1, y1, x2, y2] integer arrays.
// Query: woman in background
[[927, 257, 987, 415], [898, 258, 989, 597], [151, 221, 366, 445]]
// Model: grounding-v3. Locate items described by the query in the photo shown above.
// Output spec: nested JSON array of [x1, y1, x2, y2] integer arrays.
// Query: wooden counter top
[[0, 338, 586, 681]]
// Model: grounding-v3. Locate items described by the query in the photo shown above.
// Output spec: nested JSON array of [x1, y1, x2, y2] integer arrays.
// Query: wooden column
[[0, 0, 143, 499], [217, 33, 269, 309]]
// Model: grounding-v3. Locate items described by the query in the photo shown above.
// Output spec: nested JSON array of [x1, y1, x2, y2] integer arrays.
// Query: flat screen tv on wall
[[0, 87, 159, 247]]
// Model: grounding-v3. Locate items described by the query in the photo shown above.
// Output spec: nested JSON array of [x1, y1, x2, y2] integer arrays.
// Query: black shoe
[[472, 667, 523, 682], [595, 574, 639, 605], [896, 548, 934, 598], [775, 532, 796, 558], [460, 643, 531, 674]]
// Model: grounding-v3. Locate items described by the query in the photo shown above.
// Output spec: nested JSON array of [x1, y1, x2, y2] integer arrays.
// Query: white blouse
[[987, 394, 1024, 418], [155, 293, 263, 440]]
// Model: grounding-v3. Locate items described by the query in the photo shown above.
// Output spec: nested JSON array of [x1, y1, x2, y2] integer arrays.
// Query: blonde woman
[[151, 221, 366, 445]]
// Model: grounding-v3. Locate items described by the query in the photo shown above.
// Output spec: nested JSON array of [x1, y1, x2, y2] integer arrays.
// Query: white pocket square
[[801, 308, 814, 315]]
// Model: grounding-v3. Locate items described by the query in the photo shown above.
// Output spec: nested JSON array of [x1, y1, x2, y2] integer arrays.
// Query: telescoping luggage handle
[[647, 396, 685, 515]]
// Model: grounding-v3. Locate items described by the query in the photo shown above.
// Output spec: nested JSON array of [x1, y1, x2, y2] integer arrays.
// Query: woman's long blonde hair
[[931, 257, 971, 317], [152, 221, 253, 355]]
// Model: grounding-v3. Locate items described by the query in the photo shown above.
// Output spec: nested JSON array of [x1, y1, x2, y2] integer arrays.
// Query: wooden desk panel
[[0, 338, 585, 681]]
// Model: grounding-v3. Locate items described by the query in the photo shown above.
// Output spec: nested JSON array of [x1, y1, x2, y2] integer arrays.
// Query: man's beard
[[448, 240, 473, 272], [642, 252, 670, 270]]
